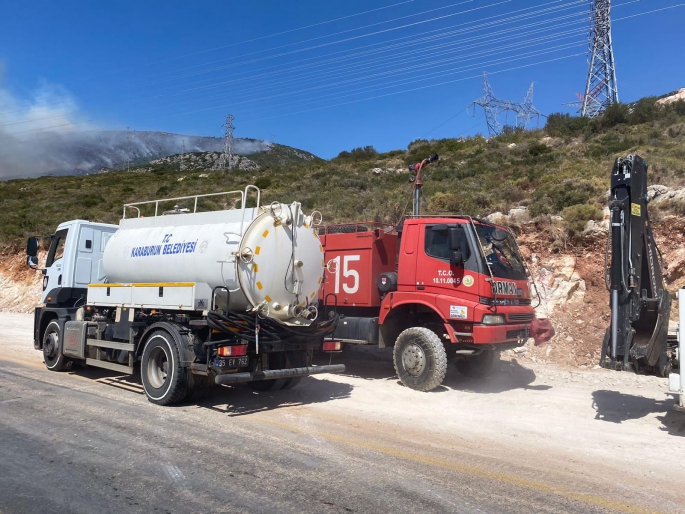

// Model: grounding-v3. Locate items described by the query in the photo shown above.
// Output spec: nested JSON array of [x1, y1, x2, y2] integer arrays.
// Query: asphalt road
[[1, 313, 684, 514]]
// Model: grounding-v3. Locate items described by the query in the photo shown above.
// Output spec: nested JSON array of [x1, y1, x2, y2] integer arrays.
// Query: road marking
[[251, 417, 661, 514]]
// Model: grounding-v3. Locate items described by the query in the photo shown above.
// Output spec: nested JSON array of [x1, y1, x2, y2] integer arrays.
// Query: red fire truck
[[319, 154, 539, 391]]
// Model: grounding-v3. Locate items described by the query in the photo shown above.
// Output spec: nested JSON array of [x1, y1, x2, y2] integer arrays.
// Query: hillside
[[0, 130, 319, 180], [2, 94, 685, 371], [1, 95, 684, 249]]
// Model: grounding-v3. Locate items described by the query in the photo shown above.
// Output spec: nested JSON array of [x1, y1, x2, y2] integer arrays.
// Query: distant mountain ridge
[[0, 130, 318, 180]]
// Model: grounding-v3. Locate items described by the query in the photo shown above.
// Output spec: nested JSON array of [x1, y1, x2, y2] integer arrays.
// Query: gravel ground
[[1, 313, 684, 514]]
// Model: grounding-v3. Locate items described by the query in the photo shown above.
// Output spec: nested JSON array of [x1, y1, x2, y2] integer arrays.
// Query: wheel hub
[[402, 343, 426, 377], [43, 332, 58, 359], [147, 346, 169, 389]]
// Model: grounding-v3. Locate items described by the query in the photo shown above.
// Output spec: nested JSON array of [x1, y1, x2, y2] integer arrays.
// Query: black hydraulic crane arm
[[601, 154, 672, 376]]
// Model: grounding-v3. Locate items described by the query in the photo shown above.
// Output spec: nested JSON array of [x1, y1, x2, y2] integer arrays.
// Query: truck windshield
[[475, 225, 527, 281]]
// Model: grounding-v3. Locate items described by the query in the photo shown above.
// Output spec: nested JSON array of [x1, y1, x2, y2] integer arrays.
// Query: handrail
[[241, 185, 261, 236], [322, 221, 395, 235], [122, 187, 260, 219]]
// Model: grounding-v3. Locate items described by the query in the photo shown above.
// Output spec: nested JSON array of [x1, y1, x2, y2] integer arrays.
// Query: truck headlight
[[482, 314, 506, 325]]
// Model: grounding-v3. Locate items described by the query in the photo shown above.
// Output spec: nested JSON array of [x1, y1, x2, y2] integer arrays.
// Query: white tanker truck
[[25, 186, 344, 405]]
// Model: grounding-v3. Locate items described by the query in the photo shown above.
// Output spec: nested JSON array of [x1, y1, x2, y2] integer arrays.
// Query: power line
[[120, 0, 479, 85], [141, 4, 589, 108], [233, 37, 584, 121], [5, 2, 680, 138], [1, 39, 588, 137], [0, 0, 647, 124], [244, 52, 587, 124], [2, 2, 588, 129], [1, 0, 588, 125], [95, 0, 417, 76]]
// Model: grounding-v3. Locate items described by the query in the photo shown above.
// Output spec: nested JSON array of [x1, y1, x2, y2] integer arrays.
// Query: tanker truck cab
[[320, 216, 537, 392], [31, 220, 118, 304], [26, 186, 343, 406], [27, 220, 118, 354]]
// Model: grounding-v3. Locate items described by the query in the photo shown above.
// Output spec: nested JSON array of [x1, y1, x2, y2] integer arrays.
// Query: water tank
[[102, 199, 324, 324]]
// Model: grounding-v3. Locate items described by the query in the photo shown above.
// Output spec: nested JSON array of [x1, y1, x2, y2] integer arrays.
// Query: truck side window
[[425, 226, 451, 261], [46, 229, 68, 267]]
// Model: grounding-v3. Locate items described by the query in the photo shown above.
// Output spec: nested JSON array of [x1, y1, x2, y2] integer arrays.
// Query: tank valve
[[239, 247, 254, 264], [294, 260, 304, 268]]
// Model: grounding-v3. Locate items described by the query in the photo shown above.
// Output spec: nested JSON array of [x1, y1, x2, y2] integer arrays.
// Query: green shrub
[[254, 176, 272, 189], [528, 142, 552, 157], [333, 146, 378, 162], [629, 97, 660, 125], [600, 102, 630, 128], [562, 203, 603, 237], [545, 113, 590, 137], [531, 179, 599, 216]]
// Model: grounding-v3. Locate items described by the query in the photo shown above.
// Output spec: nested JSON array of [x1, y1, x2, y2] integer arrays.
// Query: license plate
[[214, 356, 249, 368]]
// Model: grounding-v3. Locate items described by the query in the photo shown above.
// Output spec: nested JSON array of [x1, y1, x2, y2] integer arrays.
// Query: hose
[[206, 309, 338, 345]]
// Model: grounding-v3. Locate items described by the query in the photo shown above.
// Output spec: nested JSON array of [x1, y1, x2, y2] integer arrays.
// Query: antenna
[[468, 73, 539, 137], [220, 114, 235, 170]]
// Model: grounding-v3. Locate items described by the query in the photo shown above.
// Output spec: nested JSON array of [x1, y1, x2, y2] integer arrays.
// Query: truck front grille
[[508, 313, 534, 322], [479, 297, 532, 306]]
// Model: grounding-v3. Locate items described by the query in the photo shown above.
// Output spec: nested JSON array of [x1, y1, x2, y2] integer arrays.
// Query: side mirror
[[448, 227, 462, 250], [450, 250, 464, 267], [27, 255, 39, 269], [26, 237, 38, 257], [491, 228, 509, 242]]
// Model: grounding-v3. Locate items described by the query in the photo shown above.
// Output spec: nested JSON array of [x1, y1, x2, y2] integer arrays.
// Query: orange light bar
[[322, 341, 342, 352], [217, 345, 248, 357]]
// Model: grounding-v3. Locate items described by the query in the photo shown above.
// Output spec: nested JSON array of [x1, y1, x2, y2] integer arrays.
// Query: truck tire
[[393, 327, 447, 391], [141, 329, 190, 405], [43, 321, 71, 372], [185, 374, 215, 402], [455, 350, 497, 378], [280, 350, 308, 390]]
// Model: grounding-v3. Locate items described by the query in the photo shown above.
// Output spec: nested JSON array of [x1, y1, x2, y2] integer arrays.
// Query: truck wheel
[[455, 350, 497, 378], [141, 330, 189, 405], [393, 327, 447, 391], [280, 350, 308, 390], [185, 374, 215, 402], [43, 321, 71, 372]]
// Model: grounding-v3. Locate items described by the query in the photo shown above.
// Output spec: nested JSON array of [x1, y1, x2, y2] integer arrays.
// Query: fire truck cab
[[320, 216, 536, 391]]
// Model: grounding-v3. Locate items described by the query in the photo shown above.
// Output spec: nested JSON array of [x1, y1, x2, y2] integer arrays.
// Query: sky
[[0, 0, 684, 162]]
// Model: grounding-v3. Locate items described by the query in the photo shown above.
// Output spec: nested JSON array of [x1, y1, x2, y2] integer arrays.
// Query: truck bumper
[[214, 364, 345, 385], [465, 324, 530, 345]]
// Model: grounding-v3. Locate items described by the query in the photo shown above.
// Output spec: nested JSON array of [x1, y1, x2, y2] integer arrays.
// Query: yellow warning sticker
[[631, 203, 641, 216]]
